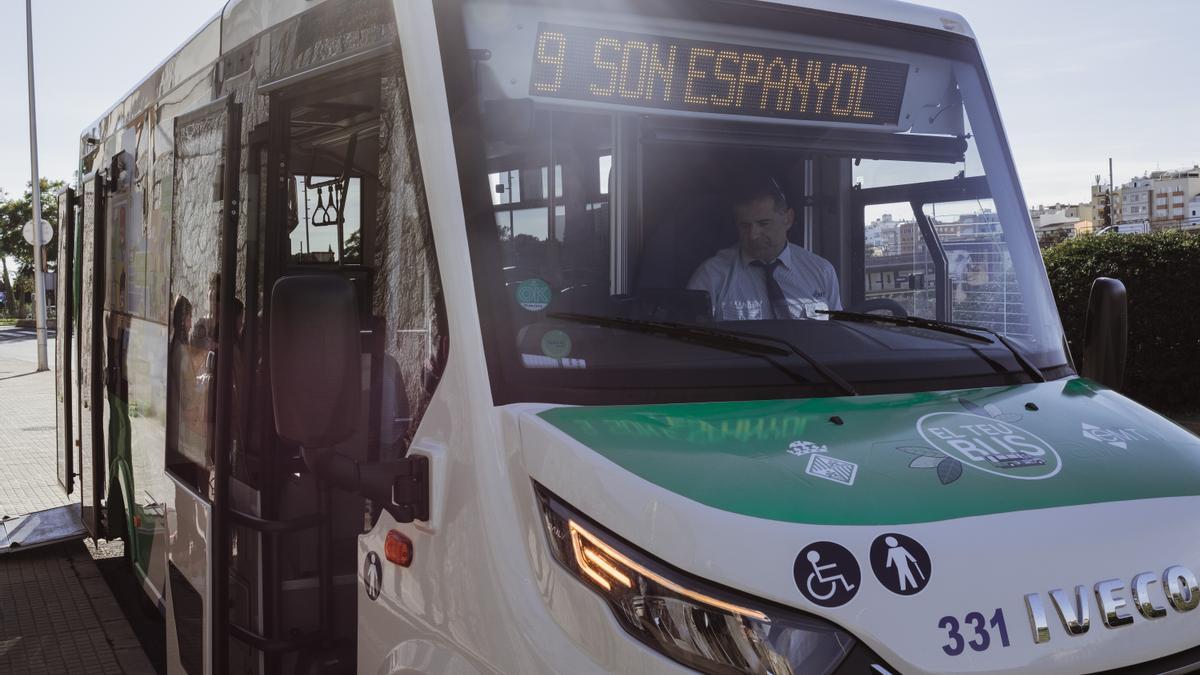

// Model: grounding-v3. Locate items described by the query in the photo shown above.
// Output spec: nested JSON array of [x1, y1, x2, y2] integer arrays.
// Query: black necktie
[[750, 259, 791, 319]]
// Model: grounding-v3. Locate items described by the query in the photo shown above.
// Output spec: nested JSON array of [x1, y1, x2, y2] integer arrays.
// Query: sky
[[0, 0, 227, 200], [0, 0, 1196, 209]]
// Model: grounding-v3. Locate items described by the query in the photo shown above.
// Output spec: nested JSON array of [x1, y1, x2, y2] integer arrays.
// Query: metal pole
[[1108, 157, 1115, 231], [25, 0, 48, 372]]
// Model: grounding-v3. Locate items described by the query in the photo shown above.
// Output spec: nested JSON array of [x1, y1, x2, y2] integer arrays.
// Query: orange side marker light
[[385, 530, 413, 567]]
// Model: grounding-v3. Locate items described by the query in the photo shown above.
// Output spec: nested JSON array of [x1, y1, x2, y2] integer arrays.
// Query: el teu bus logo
[[917, 412, 1062, 480]]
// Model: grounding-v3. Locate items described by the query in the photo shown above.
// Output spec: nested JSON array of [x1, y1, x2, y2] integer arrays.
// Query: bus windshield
[[437, 0, 1071, 405]]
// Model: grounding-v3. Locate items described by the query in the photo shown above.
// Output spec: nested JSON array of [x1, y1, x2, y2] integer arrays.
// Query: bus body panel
[[515, 389, 1200, 673], [354, 367, 695, 675]]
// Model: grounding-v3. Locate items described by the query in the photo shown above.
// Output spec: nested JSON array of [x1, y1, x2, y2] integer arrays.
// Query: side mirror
[[1081, 277, 1127, 391], [269, 274, 361, 448]]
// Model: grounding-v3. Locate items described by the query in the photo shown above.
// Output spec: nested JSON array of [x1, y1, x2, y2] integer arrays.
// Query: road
[[0, 324, 56, 366]]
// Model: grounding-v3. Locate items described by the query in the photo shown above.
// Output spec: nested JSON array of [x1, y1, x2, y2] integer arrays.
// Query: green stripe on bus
[[537, 379, 1200, 525]]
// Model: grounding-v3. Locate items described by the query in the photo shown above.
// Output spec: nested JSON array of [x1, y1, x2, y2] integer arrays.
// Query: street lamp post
[[25, 0, 48, 372]]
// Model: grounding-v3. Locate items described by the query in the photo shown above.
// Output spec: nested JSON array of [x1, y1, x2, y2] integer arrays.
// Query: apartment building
[[1148, 167, 1200, 230], [1031, 202, 1094, 237], [1115, 177, 1153, 230], [1187, 194, 1200, 230], [1091, 181, 1114, 230]]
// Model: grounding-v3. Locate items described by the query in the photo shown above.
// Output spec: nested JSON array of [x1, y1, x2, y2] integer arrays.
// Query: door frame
[[56, 187, 77, 494], [162, 93, 244, 675]]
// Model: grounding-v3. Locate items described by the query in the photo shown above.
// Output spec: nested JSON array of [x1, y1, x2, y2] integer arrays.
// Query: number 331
[[938, 608, 1010, 656]]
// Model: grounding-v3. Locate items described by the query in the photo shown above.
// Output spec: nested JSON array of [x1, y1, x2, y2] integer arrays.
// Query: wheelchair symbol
[[804, 550, 857, 600], [795, 542, 860, 607]]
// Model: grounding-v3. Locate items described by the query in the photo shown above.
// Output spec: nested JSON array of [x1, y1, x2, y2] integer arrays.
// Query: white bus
[[53, 0, 1200, 673]]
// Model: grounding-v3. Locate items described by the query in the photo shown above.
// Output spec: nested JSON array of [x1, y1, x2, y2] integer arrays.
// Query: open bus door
[[163, 94, 242, 675], [4, 187, 94, 553], [1, 188, 89, 553], [56, 187, 77, 494], [79, 171, 107, 538]]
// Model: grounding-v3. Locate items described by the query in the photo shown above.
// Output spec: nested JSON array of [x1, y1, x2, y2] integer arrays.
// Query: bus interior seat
[[634, 190, 735, 291]]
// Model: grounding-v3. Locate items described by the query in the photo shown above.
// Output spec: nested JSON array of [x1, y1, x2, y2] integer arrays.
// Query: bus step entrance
[[227, 507, 335, 660], [0, 503, 87, 554]]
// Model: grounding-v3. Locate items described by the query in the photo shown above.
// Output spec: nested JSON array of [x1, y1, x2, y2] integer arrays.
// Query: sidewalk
[[0, 338, 68, 516], [0, 327, 157, 674], [0, 541, 149, 674]]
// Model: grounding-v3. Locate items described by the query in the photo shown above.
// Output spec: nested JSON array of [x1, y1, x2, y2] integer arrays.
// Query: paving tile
[[0, 344, 156, 674]]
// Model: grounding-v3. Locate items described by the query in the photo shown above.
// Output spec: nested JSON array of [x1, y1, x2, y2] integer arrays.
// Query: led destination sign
[[530, 24, 910, 126]]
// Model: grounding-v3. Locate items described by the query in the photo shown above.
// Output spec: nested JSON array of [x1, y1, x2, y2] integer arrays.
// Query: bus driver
[[687, 175, 843, 321]]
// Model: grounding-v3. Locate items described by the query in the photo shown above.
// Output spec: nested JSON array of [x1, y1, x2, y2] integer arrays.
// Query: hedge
[[1043, 230, 1200, 414]]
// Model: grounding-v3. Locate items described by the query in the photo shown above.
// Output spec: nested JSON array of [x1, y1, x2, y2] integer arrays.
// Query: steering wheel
[[846, 298, 909, 317]]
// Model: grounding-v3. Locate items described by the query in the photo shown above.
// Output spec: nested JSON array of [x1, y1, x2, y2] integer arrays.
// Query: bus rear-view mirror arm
[[300, 448, 429, 523], [1081, 277, 1127, 391]]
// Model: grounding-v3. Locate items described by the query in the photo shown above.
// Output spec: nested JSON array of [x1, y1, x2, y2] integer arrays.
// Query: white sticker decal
[[364, 551, 382, 601], [870, 533, 931, 595], [805, 454, 858, 486], [541, 330, 572, 359], [1081, 423, 1149, 449], [788, 440, 828, 457], [795, 541, 860, 607], [917, 412, 1061, 481]]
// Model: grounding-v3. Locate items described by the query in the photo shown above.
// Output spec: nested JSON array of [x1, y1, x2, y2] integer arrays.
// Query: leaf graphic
[[983, 403, 1004, 418], [909, 456, 944, 469], [898, 446, 942, 458], [937, 458, 963, 484], [958, 398, 986, 414]]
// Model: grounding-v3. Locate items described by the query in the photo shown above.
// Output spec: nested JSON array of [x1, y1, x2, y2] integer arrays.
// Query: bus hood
[[516, 378, 1200, 673]]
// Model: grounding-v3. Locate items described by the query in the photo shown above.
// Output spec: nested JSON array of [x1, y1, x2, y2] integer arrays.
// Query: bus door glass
[[56, 187, 76, 494], [164, 95, 243, 675], [77, 172, 105, 536]]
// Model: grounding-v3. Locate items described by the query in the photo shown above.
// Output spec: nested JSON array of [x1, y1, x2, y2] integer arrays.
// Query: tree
[[0, 178, 66, 317], [1044, 230, 1200, 413], [1036, 229, 1071, 249]]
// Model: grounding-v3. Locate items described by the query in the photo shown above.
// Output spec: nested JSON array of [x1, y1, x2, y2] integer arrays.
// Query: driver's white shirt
[[687, 243, 842, 321]]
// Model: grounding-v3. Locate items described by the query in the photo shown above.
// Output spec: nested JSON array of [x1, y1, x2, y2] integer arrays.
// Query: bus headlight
[[535, 486, 855, 675]]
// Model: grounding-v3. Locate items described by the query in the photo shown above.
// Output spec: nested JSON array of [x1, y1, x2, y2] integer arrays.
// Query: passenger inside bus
[[687, 173, 842, 321]]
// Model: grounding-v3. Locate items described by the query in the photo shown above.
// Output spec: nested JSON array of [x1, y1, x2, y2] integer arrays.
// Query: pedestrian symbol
[[364, 551, 383, 601], [869, 532, 931, 596], [794, 541, 861, 608]]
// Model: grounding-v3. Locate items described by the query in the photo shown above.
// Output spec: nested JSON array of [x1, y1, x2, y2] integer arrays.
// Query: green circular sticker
[[541, 330, 572, 359], [515, 278, 552, 312]]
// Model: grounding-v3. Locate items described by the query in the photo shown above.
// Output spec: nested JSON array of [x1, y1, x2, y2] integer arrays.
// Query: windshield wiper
[[547, 312, 857, 396], [820, 310, 1045, 383]]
